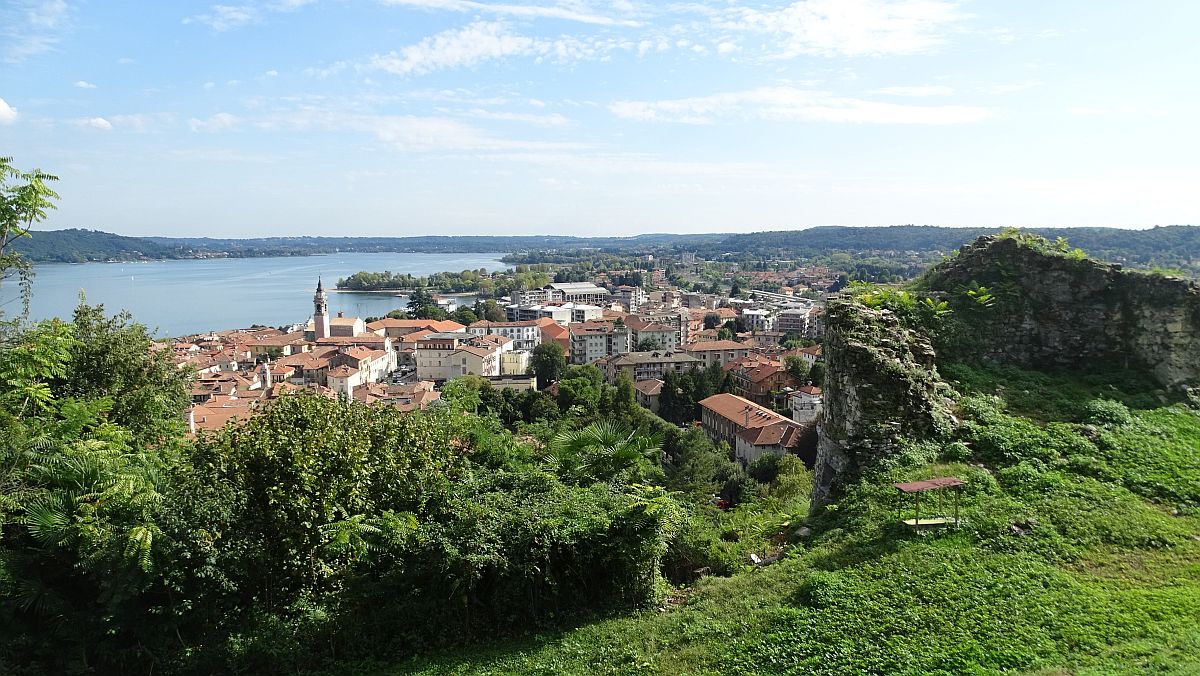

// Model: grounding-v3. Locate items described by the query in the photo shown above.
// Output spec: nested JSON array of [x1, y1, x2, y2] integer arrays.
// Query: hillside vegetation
[[339, 234, 1200, 675]]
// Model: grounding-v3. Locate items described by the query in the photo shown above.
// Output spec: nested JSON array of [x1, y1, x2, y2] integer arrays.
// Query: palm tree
[[550, 421, 661, 484]]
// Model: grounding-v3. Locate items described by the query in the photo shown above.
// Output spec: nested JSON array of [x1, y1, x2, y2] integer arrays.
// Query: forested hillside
[[12, 229, 181, 262]]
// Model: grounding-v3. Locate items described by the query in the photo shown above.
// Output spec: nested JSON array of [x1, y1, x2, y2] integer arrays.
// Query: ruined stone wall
[[812, 236, 1200, 509], [924, 236, 1200, 390], [810, 300, 952, 508]]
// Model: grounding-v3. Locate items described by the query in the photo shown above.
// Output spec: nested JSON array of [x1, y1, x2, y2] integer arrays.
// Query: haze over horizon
[[2, 0, 1198, 238]]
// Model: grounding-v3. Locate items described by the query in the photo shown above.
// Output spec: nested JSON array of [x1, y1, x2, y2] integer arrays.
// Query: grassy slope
[[339, 366, 1200, 676]]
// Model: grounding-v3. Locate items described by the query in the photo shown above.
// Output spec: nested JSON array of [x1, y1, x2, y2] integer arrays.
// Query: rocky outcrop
[[923, 236, 1200, 390], [812, 235, 1200, 510], [811, 300, 953, 509]]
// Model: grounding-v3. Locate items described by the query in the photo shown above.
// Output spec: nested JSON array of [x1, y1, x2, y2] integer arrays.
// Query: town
[[179, 260, 829, 469]]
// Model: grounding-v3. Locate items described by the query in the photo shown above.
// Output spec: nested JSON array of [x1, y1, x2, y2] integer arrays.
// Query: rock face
[[811, 300, 952, 509], [812, 235, 1200, 510], [923, 236, 1200, 390]]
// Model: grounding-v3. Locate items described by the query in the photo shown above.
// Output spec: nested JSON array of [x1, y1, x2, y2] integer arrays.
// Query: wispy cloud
[[73, 79, 97, 89], [364, 21, 629, 77], [870, 85, 954, 97], [109, 112, 178, 132], [77, 116, 113, 130], [718, 0, 967, 58], [983, 80, 1040, 95], [184, 5, 260, 32], [376, 0, 641, 27], [188, 112, 240, 132], [462, 108, 571, 126], [610, 86, 989, 125], [0, 98, 17, 124], [3, 0, 73, 63]]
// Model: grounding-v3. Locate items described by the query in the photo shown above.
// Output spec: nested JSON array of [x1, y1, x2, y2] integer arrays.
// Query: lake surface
[[0, 253, 508, 337]]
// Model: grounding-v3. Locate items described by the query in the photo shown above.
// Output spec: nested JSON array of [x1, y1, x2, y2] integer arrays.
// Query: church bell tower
[[313, 278, 330, 339]]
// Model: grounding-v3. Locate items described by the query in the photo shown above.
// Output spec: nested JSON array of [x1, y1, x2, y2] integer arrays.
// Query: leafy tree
[[808, 361, 826, 386], [529, 342, 566, 388], [478, 299, 507, 322], [636, 338, 662, 351], [405, 288, 448, 320], [451, 306, 479, 325], [610, 372, 638, 421], [1, 157, 60, 317], [784, 355, 810, 383], [703, 313, 722, 330], [56, 302, 192, 446], [549, 421, 663, 485], [556, 376, 601, 417]]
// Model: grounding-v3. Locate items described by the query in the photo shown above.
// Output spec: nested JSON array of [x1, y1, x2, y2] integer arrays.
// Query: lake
[[0, 253, 509, 337]]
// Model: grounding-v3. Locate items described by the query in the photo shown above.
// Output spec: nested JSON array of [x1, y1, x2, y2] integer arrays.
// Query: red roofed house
[[683, 339, 753, 368], [698, 393, 812, 467], [724, 354, 802, 408]]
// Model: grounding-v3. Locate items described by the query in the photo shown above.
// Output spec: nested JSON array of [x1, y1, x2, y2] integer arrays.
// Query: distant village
[[176, 258, 831, 468]]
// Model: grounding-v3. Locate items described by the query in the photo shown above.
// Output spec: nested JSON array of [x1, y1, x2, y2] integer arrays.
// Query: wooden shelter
[[894, 477, 964, 529]]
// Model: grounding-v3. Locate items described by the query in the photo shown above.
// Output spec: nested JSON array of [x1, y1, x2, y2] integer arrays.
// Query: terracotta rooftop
[[685, 340, 751, 352], [634, 379, 664, 396], [699, 393, 794, 430]]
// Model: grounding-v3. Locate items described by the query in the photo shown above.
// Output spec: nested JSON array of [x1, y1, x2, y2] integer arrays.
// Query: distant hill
[[12, 229, 182, 262], [702, 225, 1200, 267], [14, 226, 1200, 270]]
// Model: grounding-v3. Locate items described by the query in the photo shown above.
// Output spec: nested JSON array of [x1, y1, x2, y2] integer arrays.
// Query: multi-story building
[[740, 308, 775, 333], [467, 320, 543, 350], [790, 386, 823, 424], [628, 310, 689, 347], [512, 282, 611, 305], [568, 321, 632, 364], [604, 350, 701, 383], [699, 393, 808, 466], [774, 307, 811, 336], [625, 316, 679, 351], [505, 303, 572, 324], [415, 332, 501, 381], [683, 340, 754, 368], [724, 355, 802, 408], [611, 285, 647, 312]]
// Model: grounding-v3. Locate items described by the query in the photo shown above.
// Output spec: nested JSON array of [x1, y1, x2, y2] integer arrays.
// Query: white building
[[569, 322, 632, 364], [790, 386, 823, 424], [467, 320, 543, 350], [741, 308, 775, 333]]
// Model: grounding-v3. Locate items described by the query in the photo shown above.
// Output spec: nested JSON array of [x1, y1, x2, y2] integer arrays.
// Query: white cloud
[[0, 98, 17, 124], [73, 79, 97, 89], [203, 81, 216, 90], [364, 21, 626, 77], [871, 85, 954, 97], [984, 80, 1040, 95], [254, 106, 588, 153], [109, 112, 177, 132], [265, 69, 278, 76], [716, 41, 738, 55], [117, 56, 136, 64], [464, 108, 571, 126], [79, 116, 113, 130], [610, 86, 989, 125], [188, 112, 240, 131], [184, 5, 259, 32], [377, 0, 640, 27], [3, 0, 72, 63], [719, 0, 966, 58]]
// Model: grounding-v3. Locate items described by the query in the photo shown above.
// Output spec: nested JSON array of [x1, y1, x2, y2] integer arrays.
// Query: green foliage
[[404, 288, 448, 320], [530, 342, 567, 388]]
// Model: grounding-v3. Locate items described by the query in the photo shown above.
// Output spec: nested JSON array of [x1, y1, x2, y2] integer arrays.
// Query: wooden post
[[914, 492, 920, 526], [954, 487, 960, 524]]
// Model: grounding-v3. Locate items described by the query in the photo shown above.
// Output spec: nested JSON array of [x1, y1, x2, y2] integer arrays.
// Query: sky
[[1, 0, 1198, 238]]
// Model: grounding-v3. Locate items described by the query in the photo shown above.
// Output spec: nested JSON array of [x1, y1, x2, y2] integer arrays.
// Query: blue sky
[[1, 0, 1198, 237]]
